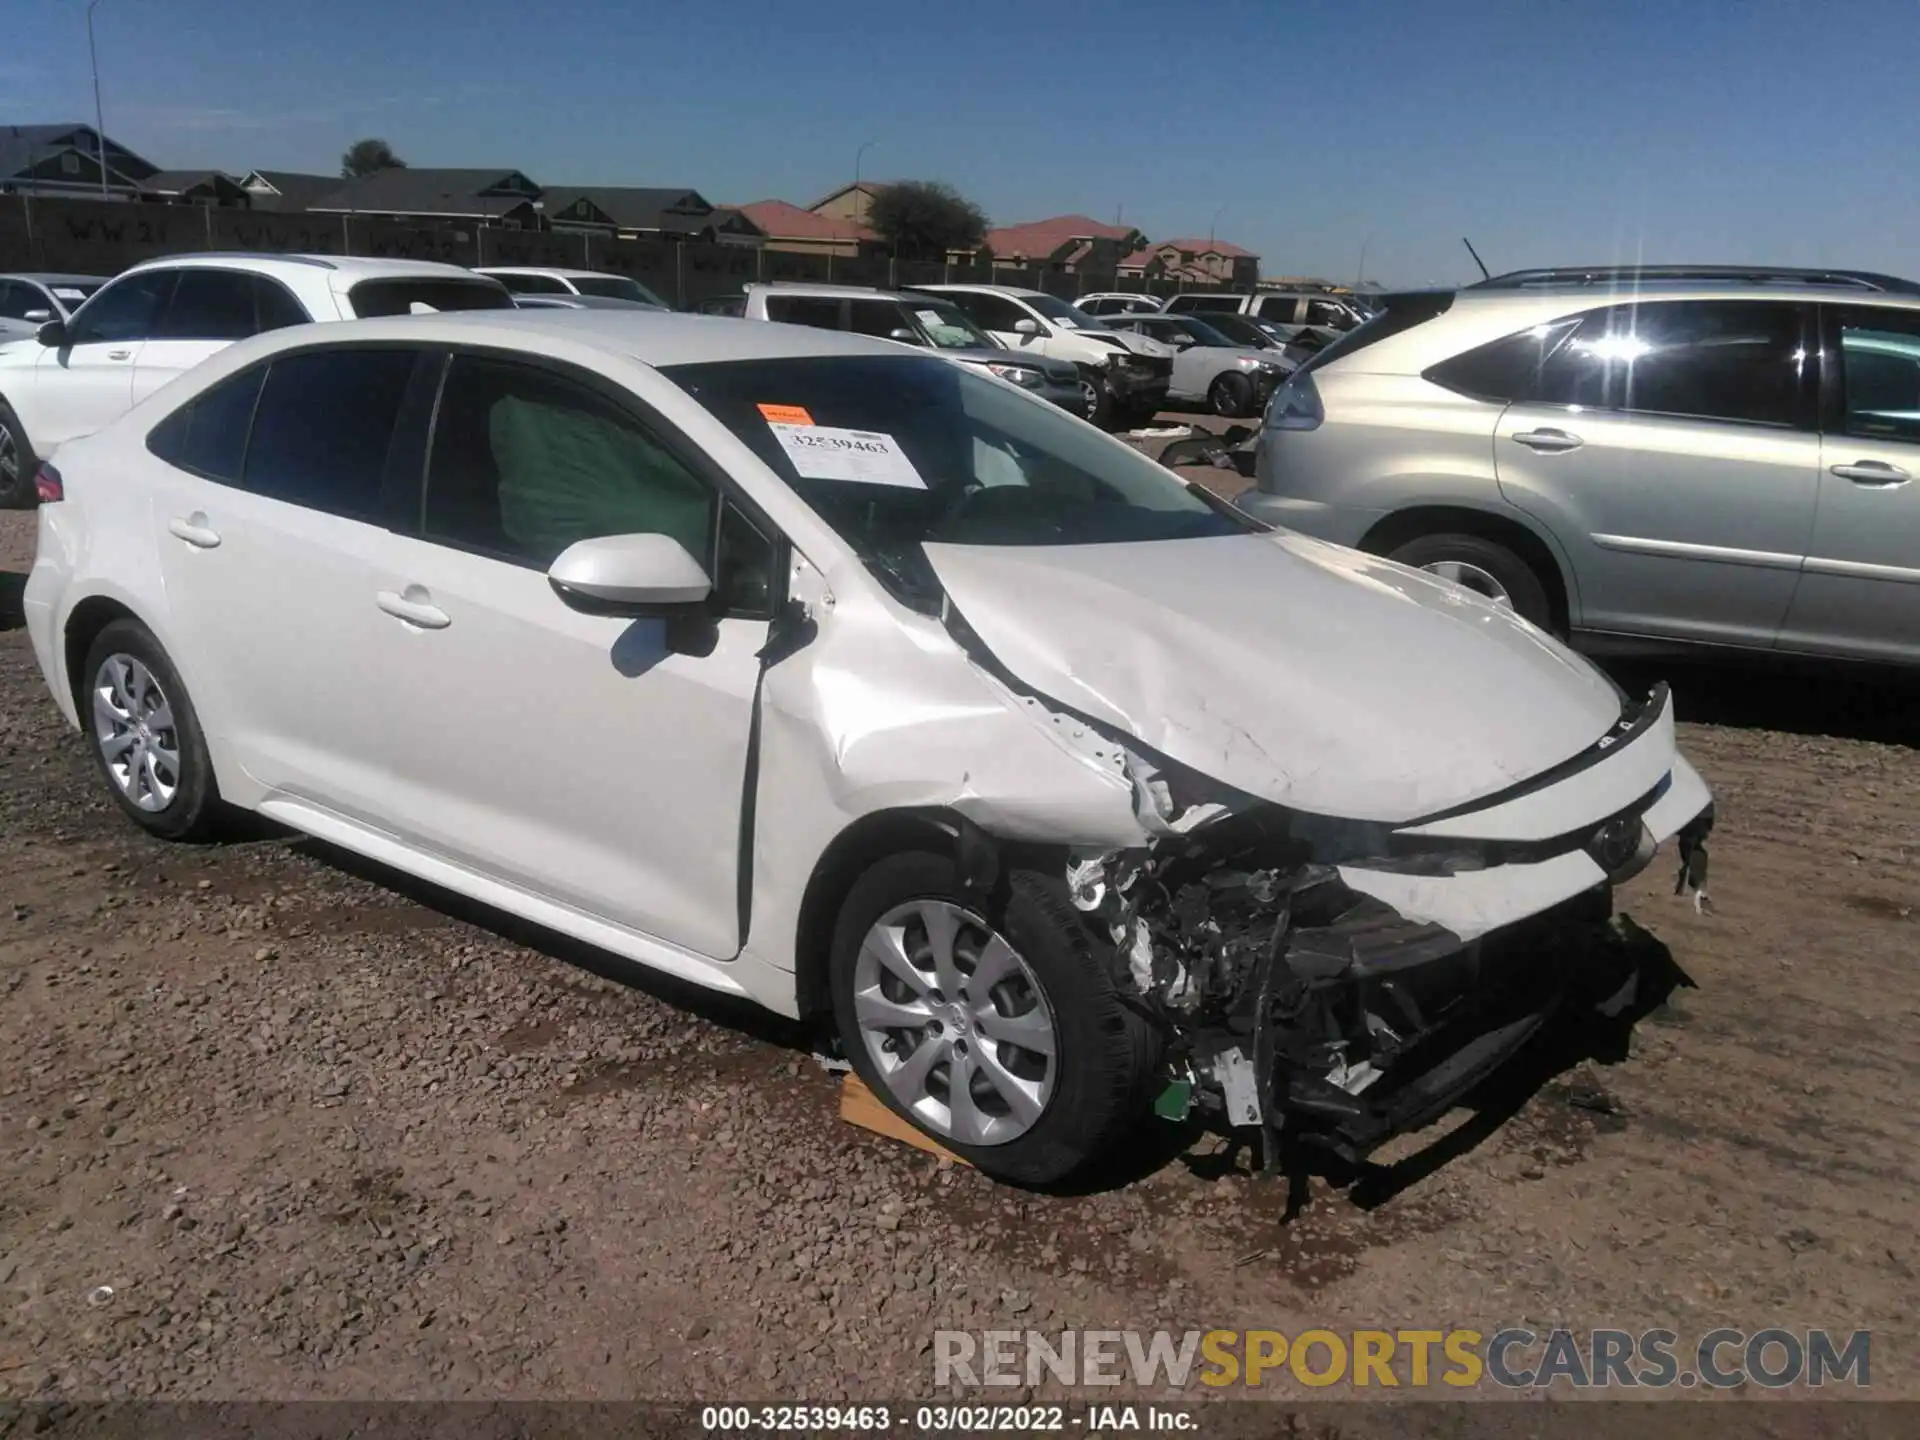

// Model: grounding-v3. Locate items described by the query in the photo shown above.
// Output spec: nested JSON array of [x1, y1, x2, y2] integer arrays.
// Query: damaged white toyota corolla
[[23, 311, 1714, 1185]]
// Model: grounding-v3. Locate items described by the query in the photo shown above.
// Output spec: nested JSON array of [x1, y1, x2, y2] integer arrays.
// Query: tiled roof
[[982, 214, 1135, 259], [735, 199, 875, 242], [1153, 236, 1258, 259]]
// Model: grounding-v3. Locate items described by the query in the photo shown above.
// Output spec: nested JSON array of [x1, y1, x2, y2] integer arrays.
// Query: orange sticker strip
[[758, 403, 814, 425]]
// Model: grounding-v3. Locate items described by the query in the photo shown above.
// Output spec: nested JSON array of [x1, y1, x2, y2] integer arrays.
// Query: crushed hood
[[922, 531, 1623, 824]]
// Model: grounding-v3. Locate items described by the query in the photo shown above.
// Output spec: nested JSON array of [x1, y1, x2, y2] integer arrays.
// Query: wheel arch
[[1357, 504, 1579, 635], [791, 805, 1054, 1022], [63, 594, 143, 718]]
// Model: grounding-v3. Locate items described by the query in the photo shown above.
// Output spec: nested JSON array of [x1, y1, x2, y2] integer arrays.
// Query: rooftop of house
[[981, 214, 1138, 259], [542, 185, 714, 230], [734, 199, 876, 243], [307, 167, 541, 215]]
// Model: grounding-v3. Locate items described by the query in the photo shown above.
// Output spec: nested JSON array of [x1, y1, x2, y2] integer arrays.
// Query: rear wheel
[[1208, 371, 1254, 417], [0, 400, 37, 509], [81, 619, 224, 840], [1386, 532, 1553, 631], [828, 850, 1157, 1186]]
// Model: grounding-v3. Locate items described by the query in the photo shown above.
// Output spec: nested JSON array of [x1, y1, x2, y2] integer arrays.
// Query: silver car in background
[[1239, 266, 1920, 666], [0, 273, 108, 341]]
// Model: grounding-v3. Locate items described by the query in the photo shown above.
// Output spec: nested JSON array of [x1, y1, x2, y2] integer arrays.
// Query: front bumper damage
[[1061, 683, 1714, 1164]]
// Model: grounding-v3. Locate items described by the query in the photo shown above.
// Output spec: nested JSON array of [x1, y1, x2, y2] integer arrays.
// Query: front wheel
[[1208, 371, 1255, 417], [1077, 372, 1117, 429], [1385, 532, 1554, 632], [81, 619, 224, 840], [828, 850, 1158, 1186]]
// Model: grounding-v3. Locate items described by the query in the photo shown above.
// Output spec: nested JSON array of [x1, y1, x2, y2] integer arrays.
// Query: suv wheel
[[0, 401, 37, 509], [1386, 533, 1552, 631], [81, 619, 224, 840], [828, 850, 1158, 1186], [1077, 373, 1116, 429]]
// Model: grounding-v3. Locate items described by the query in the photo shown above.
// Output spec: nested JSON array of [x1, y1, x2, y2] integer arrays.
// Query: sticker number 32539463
[[768, 423, 926, 490]]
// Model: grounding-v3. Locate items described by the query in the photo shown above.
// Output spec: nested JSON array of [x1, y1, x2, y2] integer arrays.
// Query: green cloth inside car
[[490, 394, 712, 566]]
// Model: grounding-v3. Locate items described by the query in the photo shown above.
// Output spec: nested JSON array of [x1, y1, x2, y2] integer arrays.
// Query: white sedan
[[21, 310, 1714, 1184]]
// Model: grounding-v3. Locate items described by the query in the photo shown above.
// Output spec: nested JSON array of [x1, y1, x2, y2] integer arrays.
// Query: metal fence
[[0, 196, 1228, 308]]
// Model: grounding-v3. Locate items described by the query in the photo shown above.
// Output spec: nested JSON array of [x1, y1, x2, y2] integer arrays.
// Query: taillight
[[34, 463, 63, 503], [1263, 370, 1324, 431]]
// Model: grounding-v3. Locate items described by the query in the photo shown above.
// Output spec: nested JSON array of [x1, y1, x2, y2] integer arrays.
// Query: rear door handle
[[1830, 460, 1910, 486], [376, 589, 450, 630], [167, 515, 220, 549], [107, 348, 133, 361], [1511, 427, 1584, 453]]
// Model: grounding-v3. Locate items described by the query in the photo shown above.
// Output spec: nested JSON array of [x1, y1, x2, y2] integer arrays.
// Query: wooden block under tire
[[839, 1074, 971, 1167]]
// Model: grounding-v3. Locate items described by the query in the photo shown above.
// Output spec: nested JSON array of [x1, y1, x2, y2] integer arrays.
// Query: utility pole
[[1357, 232, 1373, 285], [86, 0, 109, 196]]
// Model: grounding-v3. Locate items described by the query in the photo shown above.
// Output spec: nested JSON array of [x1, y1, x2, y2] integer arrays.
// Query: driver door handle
[[1511, 427, 1585, 453], [1830, 460, 1910, 486], [167, 515, 221, 549], [376, 589, 450, 630], [107, 348, 133, 361]]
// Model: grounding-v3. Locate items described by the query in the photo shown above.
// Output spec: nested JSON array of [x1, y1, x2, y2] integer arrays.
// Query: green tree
[[865, 181, 988, 259], [340, 138, 407, 179]]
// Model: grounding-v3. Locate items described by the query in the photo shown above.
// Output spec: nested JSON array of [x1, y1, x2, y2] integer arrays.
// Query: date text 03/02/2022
[[698, 1403, 1198, 1431]]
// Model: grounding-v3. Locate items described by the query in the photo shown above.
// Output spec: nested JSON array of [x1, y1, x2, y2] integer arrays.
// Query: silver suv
[[1239, 266, 1920, 667]]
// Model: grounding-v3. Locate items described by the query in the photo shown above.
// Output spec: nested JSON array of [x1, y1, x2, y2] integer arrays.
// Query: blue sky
[[5, 0, 1917, 285]]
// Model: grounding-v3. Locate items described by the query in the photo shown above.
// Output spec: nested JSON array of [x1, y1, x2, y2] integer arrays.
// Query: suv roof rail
[[137, 251, 340, 271], [1467, 264, 1920, 295]]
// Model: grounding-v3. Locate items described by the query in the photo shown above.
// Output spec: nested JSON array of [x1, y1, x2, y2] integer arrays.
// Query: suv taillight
[[34, 463, 63, 503], [1264, 370, 1323, 431]]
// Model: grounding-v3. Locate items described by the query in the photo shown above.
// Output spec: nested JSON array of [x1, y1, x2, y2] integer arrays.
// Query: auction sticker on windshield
[[757, 403, 813, 425], [768, 424, 926, 489]]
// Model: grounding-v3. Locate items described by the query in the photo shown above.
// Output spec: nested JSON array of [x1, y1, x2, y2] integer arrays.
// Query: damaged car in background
[[26, 312, 1712, 1188]]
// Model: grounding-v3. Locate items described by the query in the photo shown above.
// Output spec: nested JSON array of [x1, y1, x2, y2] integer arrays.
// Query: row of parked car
[[10, 246, 1718, 1186], [0, 254, 1380, 509]]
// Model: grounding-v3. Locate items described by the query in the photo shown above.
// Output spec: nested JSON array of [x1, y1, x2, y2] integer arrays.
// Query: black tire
[[1077, 371, 1117, 429], [1208, 371, 1254, 418], [80, 619, 224, 840], [0, 400, 37, 510], [828, 849, 1158, 1186], [1385, 532, 1554, 631]]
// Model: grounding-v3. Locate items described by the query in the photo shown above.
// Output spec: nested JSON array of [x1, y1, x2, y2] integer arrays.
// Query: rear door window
[[942, 291, 1028, 332], [847, 300, 914, 339], [156, 270, 260, 341], [242, 349, 422, 518], [1535, 300, 1809, 426], [764, 295, 844, 330], [346, 278, 515, 317]]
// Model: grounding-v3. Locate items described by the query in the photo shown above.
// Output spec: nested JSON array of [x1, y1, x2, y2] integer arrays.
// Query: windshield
[[911, 302, 997, 351], [573, 274, 666, 306], [663, 355, 1249, 609], [51, 282, 103, 307], [1020, 293, 1104, 330], [1168, 318, 1236, 347], [1202, 314, 1275, 348], [347, 278, 516, 317]]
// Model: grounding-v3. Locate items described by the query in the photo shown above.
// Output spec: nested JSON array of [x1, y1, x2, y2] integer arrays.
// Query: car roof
[[914, 284, 1049, 299], [3, 272, 109, 286], [1447, 280, 1920, 312], [120, 252, 484, 280], [221, 307, 936, 368], [744, 282, 917, 301], [479, 266, 619, 280]]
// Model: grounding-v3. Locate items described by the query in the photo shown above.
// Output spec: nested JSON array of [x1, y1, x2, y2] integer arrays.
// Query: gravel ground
[[1, 507, 1916, 1410]]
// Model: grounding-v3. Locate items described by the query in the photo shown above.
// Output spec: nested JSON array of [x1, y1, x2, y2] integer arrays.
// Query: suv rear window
[[346, 278, 514, 317], [1298, 289, 1457, 378]]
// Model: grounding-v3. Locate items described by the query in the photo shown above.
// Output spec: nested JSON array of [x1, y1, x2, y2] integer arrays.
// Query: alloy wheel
[[0, 423, 17, 487], [1079, 378, 1102, 418], [1421, 559, 1514, 609], [91, 653, 181, 812], [852, 899, 1058, 1146]]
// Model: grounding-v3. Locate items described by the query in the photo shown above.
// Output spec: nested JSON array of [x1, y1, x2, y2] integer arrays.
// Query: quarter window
[[180, 367, 266, 482], [242, 349, 420, 518], [66, 270, 176, 345], [1834, 308, 1920, 445], [422, 355, 718, 574]]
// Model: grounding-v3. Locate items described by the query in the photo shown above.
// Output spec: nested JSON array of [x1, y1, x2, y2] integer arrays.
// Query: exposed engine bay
[[1057, 733, 1712, 1166]]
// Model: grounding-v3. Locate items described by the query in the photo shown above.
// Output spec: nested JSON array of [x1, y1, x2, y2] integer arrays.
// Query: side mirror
[[1012, 318, 1041, 336], [887, 327, 919, 343], [23, 309, 52, 324], [37, 319, 68, 348], [547, 533, 712, 614]]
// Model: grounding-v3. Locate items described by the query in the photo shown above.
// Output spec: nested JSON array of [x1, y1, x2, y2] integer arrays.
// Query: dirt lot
[[1, 505, 1916, 1410]]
